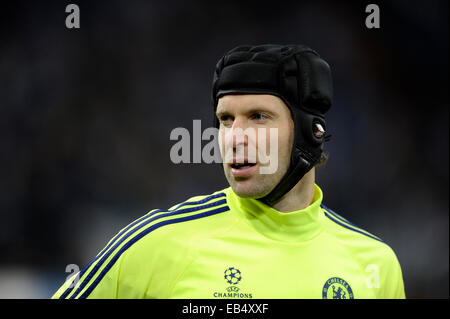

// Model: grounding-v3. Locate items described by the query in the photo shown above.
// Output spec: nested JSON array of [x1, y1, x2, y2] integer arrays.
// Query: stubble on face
[[217, 94, 294, 199]]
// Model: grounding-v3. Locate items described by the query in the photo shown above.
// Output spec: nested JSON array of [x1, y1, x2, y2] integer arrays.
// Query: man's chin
[[229, 181, 271, 199]]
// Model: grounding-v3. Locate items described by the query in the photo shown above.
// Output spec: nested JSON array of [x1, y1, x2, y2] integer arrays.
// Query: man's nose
[[229, 117, 248, 149]]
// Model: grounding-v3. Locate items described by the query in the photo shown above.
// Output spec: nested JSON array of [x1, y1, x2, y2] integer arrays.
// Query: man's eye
[[252, 113, 267, 121], [219, 115, 233, 123]]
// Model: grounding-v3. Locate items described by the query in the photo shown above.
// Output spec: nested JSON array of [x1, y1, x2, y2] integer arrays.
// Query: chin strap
[[259, 145, 321, 206]]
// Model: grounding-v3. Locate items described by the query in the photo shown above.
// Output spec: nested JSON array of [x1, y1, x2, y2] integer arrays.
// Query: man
[[52, 45, 405, 299]]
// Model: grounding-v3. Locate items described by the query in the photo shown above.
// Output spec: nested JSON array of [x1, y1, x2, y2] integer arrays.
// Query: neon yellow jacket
[[53, 184, 405, 299]]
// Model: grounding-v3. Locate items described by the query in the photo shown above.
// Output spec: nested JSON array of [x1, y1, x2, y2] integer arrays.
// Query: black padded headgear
[[212, 44, 333, 205]]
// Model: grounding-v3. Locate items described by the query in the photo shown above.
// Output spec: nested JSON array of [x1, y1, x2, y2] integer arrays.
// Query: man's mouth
[[230, 161, 257, 176], [230, 163, 256, 169]]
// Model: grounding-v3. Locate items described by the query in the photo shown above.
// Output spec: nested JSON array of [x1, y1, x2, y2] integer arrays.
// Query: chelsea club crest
[[322, 277, 354, 299]]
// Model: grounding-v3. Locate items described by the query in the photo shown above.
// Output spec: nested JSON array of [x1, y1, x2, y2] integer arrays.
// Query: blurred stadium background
[[0, 0, 447, 298]]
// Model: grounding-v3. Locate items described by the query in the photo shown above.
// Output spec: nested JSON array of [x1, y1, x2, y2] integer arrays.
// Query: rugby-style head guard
[[212, 44, 333, 205]]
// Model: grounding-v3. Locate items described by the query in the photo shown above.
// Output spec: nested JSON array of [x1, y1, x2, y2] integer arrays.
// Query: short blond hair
[[315, 152, 329, 167]]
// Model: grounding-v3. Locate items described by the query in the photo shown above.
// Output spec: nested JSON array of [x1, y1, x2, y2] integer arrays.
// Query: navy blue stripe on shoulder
[[79, 205, 230, 299], [170, 192, 226, 211], [320, 204, 386, 244], [67, 198, 228, 299], [321, 204, 382, 240], [59, 192, 226, 299], [321, 204, 351, 223], [325, 212, 386, 244]]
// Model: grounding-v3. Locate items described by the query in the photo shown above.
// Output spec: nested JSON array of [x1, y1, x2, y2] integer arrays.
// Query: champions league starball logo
[[213, 267, 252, 298], [224, 267, 242, 286]]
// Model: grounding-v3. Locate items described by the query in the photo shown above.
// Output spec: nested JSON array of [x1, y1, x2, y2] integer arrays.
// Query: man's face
[[216, 94, 294, 198]]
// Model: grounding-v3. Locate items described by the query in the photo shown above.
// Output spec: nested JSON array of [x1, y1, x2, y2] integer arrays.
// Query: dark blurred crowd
[[0, 0, 447, 298]]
